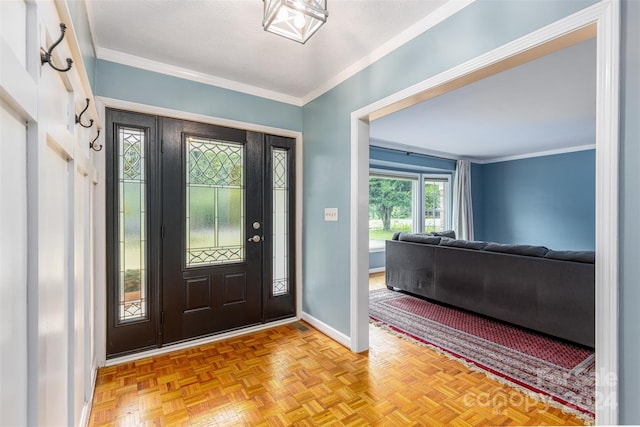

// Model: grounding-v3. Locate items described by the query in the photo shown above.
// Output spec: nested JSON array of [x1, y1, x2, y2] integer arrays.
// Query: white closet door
[[0, 1, 29, 425], [0, 101, 29, 427]]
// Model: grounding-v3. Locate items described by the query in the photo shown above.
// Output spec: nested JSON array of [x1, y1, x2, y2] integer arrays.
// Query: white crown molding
[[371, 138, 595, 164], [475, 144, 596, 164], [96, 47, 304, 107], [301, 0, 476, 105], [370, 138, 462, 161], [91, 0, 474, 108]]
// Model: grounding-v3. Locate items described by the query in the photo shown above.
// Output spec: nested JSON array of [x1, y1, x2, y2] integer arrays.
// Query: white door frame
[[93, 97, 304, 365], [349, 2, 619, 424]]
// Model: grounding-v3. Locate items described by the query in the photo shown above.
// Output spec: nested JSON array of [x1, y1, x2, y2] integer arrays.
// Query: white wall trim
[[592, 1, 620, 425], [300, 312, 351, 349], [79, 366, 97, 427], [475, 144, 597, 164], [94, 96, 304, 368], [369, 267, 385, 274], [96, 48, 303, 107], [301, 0, 476, 104], [350, 1, 619, 424], [97, 96, 302, 139], [90, 2, 475, 108], [371, 138, 596, 164]]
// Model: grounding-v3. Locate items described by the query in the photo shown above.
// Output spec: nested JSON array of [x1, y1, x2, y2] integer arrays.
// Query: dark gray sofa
[[385, 233, 595, 347]]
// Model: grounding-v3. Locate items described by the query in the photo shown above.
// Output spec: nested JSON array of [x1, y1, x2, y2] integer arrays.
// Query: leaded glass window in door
[[118, 127, 147, 322], [272, 148, 289, 296], [185, 136, 245, 267]]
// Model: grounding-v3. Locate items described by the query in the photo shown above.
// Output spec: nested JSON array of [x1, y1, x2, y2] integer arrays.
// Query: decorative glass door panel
[[161, 120, 265, 344], [106, 110, 159, 358], [272, 148, 289, 296], [118, 127, 147, 322], [263, 136, 296, 321], [185, 137, 245, 267]]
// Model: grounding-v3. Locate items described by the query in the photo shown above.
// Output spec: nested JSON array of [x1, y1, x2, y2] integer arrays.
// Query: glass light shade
[[263, 0, 328, 44]]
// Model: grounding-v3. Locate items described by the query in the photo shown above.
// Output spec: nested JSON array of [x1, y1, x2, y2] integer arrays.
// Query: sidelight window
[[272, 148, 289, 296], [118, 127, 147, 322]]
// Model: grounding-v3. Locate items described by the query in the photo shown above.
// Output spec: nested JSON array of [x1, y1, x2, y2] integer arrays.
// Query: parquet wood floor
[[89, 319, 587, 426]]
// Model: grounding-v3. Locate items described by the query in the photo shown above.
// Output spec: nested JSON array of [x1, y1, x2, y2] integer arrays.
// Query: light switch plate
[[324, 208, 338, 221]]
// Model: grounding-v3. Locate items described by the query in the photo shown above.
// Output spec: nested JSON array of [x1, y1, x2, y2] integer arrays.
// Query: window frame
[[368, 169, 453, 253], [368, 169, 420, 252], [422, 174, 452, 233]]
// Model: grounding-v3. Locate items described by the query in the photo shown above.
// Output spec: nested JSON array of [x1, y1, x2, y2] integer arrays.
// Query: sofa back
[[385, 238, 595, 347]]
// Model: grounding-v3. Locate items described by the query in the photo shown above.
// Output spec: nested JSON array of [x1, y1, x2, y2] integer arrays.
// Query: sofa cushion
[[439, 238, 487, 250], [430, 230, 456, 239], [391, 232, 401, 240], [483, 242, 549, 257], [397, 233, 441, 245], [544, 250, 595, 264]]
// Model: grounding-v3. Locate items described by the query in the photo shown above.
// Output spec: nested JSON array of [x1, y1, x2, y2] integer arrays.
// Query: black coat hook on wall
[[90, 129, 102, 152], [40, 23, 73, 73], [75, 98, 94, 128]]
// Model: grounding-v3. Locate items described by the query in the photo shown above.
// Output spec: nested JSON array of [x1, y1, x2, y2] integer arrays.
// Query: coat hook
[[40, 23, 73, 73], [90, 129, 102, 152], [75, 98, 94, 128]]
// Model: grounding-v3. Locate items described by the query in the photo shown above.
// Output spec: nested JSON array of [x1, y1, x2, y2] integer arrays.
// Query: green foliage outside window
[[369, 177, 412, 232]]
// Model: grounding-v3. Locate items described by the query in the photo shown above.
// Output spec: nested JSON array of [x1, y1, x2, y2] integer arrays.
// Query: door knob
[[248, 235, 263, 243]]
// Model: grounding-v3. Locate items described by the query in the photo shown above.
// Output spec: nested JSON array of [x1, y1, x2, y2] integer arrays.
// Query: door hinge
[[160, 311, 164, 324], [161, 226, 165, 239]]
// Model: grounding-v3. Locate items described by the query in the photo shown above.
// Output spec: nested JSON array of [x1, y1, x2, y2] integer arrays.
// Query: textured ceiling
[[87, 0, 448, 100], [87, 1, 595, 160]]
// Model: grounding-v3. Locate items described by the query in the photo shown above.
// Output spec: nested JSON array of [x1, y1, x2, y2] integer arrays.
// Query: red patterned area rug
[[369, 288, 595, 418]]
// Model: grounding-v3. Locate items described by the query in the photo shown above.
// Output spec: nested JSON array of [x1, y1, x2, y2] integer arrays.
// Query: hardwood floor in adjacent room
[[369, 271, 386, 290], [89, 308, 587, 426]]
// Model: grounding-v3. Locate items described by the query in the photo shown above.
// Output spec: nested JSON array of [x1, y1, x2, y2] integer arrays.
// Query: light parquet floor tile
[[89, 320, 587, 426]]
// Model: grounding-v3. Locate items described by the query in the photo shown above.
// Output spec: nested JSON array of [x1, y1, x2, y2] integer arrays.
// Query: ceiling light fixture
[[263, 0, 328, 44]]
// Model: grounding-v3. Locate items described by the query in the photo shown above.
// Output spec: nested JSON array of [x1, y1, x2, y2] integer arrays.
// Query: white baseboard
[[301, 312, 351, 348], [81, 366, 99, 427], [369, 267, 385, 274]]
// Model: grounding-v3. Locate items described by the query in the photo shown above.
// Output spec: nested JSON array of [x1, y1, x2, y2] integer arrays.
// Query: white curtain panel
[[453, 159, 474, 240]]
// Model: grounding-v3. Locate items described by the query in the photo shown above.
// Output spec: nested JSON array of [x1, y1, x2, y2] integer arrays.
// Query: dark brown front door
[[105, 110, 296, 357], [160, 119, 264, 344]]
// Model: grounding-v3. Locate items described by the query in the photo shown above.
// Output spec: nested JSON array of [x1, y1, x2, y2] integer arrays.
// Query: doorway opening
[[350, 5, 619, 424]]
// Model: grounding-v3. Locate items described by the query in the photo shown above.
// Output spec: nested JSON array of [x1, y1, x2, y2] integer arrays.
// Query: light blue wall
[[95, 60, 302, 132], [476, 150, 595, 251], [66, 0, 96, 90], [619, 0, 640, 423], [370, 146, 457, 172], [301, 0, 595, 337], [369, 251, 385, 270]]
